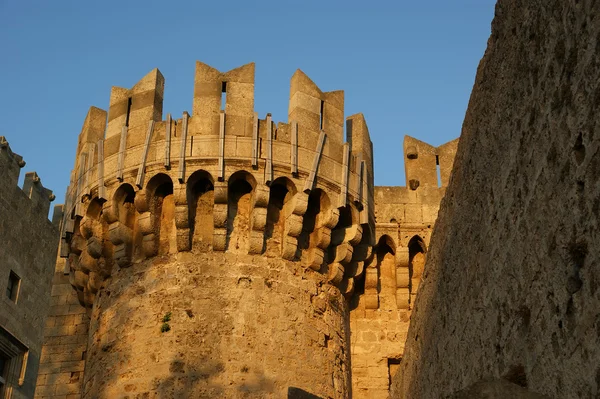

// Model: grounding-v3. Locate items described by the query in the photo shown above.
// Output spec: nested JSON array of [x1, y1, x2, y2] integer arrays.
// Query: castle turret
[[54, 62, 375, 398]]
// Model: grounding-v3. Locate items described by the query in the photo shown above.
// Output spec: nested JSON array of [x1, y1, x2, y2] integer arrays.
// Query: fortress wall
[[350, 137, 458, 399], [0, 138, 60, 399], [83, 252, 349, 398], [393, 0, 600, 397], [42, 61, 378, 399]]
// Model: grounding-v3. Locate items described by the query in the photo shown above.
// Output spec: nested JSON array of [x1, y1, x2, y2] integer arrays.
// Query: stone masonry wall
[[393, 0, 600, 397], [350, 137, 458, 399], [83, 251, 349, 398], [43, 61, 377, 399], [0, 137, 60, 399], [34, 256, 90, 399]]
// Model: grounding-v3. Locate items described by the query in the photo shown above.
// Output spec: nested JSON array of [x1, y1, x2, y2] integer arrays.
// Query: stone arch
[[114, 183, 136, 227], [296, 188, 331, 268], [187, 170, 215, 252], [376, 235, 397, 311], [108, 183, 138, 267], [82, 197, 113, 292], [226, 170, 256, 253], [408, 235, 427, 308], [146, 173, 176, 256], [264, 177, 297, 256]]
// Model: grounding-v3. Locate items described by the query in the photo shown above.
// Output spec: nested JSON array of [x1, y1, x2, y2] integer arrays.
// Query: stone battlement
[[0, 136, 59, 222], [61, 61, 376, 309]]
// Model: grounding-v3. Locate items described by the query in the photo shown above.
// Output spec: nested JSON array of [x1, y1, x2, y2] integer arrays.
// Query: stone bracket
[[97, 139, 106, 200], [136, 120, 155, 188], [218, 110, 225, 181], [116, 125, 127, 181], [164, 113, 171, 168], [291, 120, 298, 175], [265, 113, 273, 184], [303, 131, 326, 192], [178, 112, 189, 183], [252, 112, 259, 167]]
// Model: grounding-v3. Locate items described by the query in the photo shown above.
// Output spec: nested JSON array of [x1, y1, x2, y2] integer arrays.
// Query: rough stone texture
[[34, 257, 90, 399], [350, 137, 457, 399], [83, 252, 349, 398], [0, 137, 60, 398], [393, 1, 600, 398], [41, 61, 380, 398]]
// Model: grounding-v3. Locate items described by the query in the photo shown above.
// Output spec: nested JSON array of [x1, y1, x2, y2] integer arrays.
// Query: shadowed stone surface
[[393, 0, 600, 398]]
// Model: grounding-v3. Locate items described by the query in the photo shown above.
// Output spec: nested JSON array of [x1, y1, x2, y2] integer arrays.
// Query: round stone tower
[[59, 61, 375, 398]]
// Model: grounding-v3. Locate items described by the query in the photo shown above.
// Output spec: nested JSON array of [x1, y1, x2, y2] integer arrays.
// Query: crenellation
[[36, 60, 462, 399], [350, 134, 458, 398], [23, 171, 56, 217], [0, 138, 61, 399]]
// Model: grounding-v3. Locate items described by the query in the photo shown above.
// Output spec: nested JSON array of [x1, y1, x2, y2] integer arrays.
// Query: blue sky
[[0, 0, 495, 202]]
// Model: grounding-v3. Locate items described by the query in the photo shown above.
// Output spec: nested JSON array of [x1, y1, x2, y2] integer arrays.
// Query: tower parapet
[[0, 136, 57, 218], [57, 61, 375, 398]]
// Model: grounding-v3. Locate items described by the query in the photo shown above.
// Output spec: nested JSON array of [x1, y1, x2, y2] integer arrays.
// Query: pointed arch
[[376, 235, 397, 310], [264, 177, 297, 256], [296, 188, 331, 255], [187, 170, 215, 251], [226, 170, 256, 253], [408, 235, 427, 308], [146, 173, 176, 255]]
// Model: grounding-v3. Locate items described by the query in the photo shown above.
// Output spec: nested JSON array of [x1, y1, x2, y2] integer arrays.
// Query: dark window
[[0, 353, 8, 393], [6, 271, 20, 303]]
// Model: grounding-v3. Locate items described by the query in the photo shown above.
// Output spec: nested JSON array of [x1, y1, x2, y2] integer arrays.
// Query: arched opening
[[264, 177, 296, 256], [226, 171, 255, 253], [112, 184, 139, 264], [187, 170, 214, 252], [408, 236, 426, 308], [296, 189, 330, 256], [85, 198, 113, 276], [376, 235, 397, 311], [147, 174, 176, 256], [114, 184, 136, 229]]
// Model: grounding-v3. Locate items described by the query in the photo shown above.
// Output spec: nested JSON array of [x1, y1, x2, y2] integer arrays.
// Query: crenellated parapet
[[59, 61, 376, 308], [0, 136, 58, 221]]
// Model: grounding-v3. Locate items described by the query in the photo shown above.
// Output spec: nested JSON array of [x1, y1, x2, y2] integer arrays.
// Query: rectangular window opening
[[125, 97, 132, 127], [435, 155, 442, 187], [388, 358, 402, 388], [6, 271, 21, 303], [221, 81, 227, 111], [0, 326, 29, 393], [319, 100, 324, 130]]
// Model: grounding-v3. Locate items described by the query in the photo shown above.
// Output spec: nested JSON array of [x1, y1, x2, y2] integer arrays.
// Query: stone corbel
[[212, 181, 228, 251], [396, 247, 410, 310], [173, 184, 191, 252], [282, 192, 309, 260], [249, 185, 269, 254]]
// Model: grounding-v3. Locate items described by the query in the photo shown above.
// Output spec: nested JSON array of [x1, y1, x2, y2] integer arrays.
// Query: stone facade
[[30, 61, 459, 399], [393, 0, 600, 398], [350, 137, 457, 398], [0, 137, 60, 398], [36, 62, 387, 399]]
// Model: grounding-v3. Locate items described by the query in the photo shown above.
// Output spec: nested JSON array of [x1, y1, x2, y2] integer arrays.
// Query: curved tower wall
[[58, 62, 375, 398]]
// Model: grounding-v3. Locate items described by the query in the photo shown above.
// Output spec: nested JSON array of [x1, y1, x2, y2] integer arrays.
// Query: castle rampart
[[0, 137, 60, 399], [350, 136, 458, 398], [46, 61, 377, 398]]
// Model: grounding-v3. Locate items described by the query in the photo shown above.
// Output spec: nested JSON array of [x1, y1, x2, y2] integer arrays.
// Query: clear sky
[[0, 0, 496, 203]]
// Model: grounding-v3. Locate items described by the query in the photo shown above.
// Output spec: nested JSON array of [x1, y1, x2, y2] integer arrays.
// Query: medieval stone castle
[[3, 1, 600, 398], [0, 61, 457, 398]]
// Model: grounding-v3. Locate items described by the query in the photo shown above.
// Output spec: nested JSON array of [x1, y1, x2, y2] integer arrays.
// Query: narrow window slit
[[221, 81, 227, 111], [125, 97, 132, 127], [319, 100, 324, 130], [436, 155, 442, 187]]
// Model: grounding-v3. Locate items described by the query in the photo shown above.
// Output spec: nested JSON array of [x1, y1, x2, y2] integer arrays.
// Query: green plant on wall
[[161, 311, 172, 333]]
